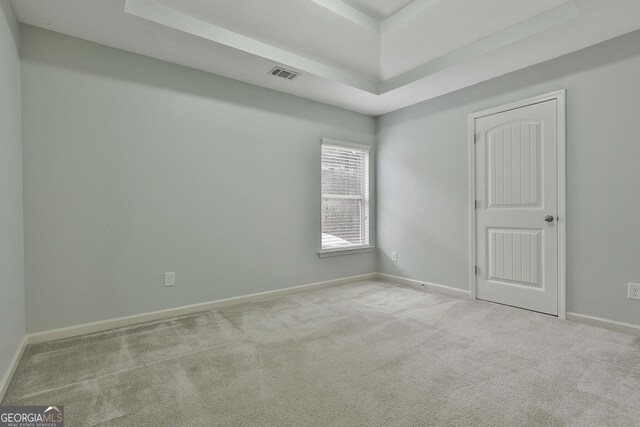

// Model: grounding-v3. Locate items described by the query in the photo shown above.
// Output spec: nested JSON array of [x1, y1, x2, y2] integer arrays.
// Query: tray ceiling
[[11, 0, 640, 115]]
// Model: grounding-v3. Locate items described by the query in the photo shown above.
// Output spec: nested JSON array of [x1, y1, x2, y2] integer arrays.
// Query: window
[[320, 139, 370, 254]]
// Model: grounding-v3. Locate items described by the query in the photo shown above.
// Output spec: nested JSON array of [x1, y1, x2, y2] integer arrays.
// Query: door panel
[[476, 100, 558, 315], [488, 123, 540, 208], [488, 228, 540, 287]]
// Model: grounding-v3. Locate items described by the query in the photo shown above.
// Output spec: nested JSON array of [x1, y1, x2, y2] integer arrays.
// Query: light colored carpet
[[3, 280, 640, 426]]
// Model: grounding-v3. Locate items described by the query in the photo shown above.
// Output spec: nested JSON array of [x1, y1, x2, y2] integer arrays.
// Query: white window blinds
[[321, 141, 370, 251]]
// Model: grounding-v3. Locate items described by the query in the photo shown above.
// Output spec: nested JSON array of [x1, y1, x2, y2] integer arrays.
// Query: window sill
[[318, 246, 375, 258]]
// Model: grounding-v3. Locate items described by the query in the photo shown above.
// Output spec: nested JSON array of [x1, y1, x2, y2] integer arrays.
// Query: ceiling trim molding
[[124, 0, 379, 93], [309, 0, 443, 33], [309, 0, 379, 32], [380, 0, 582, 93], [381, 0, 442, 33]]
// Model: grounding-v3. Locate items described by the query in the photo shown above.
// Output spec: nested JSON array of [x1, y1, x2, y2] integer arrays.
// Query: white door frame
[[468, 90, 567, 319]]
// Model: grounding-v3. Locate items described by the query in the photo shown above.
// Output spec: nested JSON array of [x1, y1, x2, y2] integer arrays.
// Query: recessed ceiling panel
[[154, 0, 380, 78], [381, 0, 570, 79]]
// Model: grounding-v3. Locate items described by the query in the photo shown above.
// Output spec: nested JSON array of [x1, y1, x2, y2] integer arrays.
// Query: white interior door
[[475, 99, 558, 315]]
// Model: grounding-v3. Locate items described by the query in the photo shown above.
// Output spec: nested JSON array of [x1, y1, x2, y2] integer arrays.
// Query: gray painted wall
[[0, 0, 25, 381], [377, 30, 640, 326], [20, 25, 376, 333], [16, 23, 640, 333]]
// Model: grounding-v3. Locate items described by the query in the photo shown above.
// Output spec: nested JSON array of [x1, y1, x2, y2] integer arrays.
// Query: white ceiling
[[152, 0, 381, 78], [11, 0, 640, 115], [380, 0, 569, 78]]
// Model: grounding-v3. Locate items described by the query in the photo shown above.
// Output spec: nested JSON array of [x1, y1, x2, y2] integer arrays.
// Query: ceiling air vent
[[269, 66, 300, 81]]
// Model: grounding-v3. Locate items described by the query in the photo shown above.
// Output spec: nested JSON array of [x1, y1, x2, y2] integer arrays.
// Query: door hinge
[[475, 265, 478, 275], [474, 134, 477, 144], [475, 200, 479, 210]]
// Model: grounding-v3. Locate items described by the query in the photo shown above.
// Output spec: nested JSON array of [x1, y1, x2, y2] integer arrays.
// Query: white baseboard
[[566, 312, 640, 336], [0, 336, 27, 403], [29, 271, 639, 348], [26, 273, 378, 345], [376, 272, 471, 299]]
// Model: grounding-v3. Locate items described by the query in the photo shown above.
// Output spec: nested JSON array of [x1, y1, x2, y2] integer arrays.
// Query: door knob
[[544, 215, 554, 223]]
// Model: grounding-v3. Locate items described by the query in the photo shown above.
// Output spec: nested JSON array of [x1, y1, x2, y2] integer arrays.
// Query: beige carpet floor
[[3, 280, 640, 426]]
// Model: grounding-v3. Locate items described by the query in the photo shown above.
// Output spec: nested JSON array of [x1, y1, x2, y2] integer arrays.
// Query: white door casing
[[469, 91, 566, 317]]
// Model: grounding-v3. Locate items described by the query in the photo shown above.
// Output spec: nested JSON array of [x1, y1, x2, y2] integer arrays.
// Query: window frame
[[318, 139, 373, 257]]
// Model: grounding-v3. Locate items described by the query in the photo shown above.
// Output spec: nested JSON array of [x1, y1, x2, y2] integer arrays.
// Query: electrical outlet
[[165, 272, 175, 287], [629, 283, 640, 300], [391, 251, 398, 262]]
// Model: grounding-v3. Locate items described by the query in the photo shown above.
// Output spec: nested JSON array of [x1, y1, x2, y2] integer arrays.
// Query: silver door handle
[[544, 215, 554, 223]]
